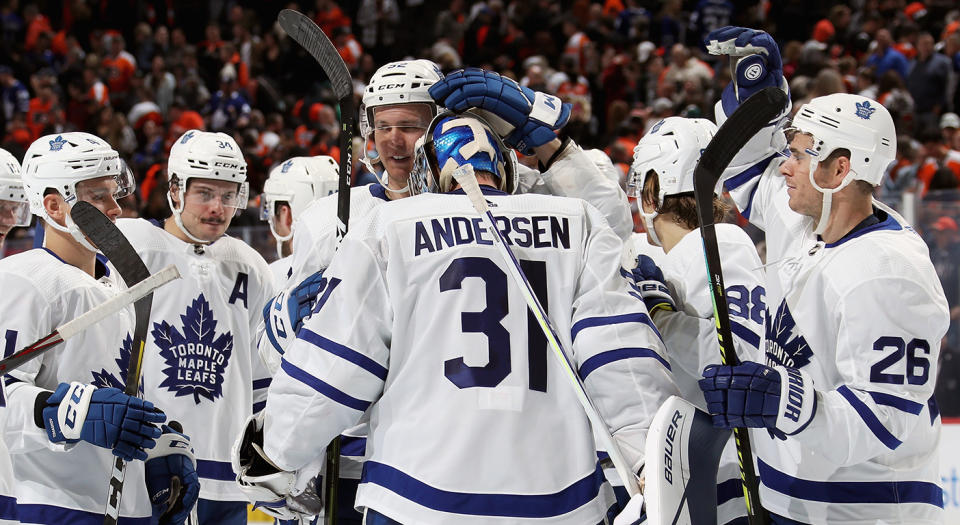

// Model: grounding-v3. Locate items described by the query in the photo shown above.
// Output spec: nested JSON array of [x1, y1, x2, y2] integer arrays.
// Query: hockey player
[[237, 111, 678, 524], [0, 147, 32, 525], [116, 129, 276, 524], [623, 116, 763, 523], [258, 155, 339, 284], [1, 132, 198, 524], [697, 27, 949, 524]]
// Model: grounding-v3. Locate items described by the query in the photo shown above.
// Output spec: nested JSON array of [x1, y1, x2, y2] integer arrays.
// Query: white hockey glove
[[232, 413, 323, 521]]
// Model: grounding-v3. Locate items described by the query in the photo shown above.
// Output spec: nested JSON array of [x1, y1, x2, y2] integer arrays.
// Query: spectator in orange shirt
[[26, 78, 63, 141], [101, 33, 137, 99], [314, 0, 351, 38], [917, 127, 960, 195], [334, 27, 363, 72]]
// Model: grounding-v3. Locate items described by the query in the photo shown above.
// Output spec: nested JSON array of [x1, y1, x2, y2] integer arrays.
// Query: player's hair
[[641, 170, 728, 230]]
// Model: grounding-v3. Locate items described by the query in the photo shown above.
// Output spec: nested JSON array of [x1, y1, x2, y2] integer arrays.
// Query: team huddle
[[0, 25, 949, 525]]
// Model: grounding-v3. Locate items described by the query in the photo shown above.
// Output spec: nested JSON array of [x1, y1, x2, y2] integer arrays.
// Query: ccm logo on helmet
[[213, 161, 243, 169], [378, 83, 406, 90]]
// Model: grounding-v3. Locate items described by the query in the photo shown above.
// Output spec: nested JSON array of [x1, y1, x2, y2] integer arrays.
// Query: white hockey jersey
[[268, 255, 293, 289], [0, 249, 153, 523], [116, 219, 276, 502], [625, 226, 764, 523], [263, 188, 679, 524], [722, 123, 949, 523]]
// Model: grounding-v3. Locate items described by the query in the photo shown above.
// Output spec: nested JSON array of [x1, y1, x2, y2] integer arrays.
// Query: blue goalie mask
[[410, 111, 517, 195]]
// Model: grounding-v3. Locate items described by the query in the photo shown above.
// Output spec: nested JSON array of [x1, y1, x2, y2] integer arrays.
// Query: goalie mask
[[409, 111, 517, 195], [21, 133, 134, 251], [167, 129, 249, 244], [783, 94, 896, 235], [627, 117, 717, 246], [359, 59, 443, 194], [260, 155, 339, 256], [0, 147, 31, 230]]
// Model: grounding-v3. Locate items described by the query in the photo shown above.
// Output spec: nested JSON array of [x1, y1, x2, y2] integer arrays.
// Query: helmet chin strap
[[639, 208, 663, 247], [60, 210, 100, 252], [268, 218, 293, 259], [167, 191, 214, 245], [808, 157, 855, 237]]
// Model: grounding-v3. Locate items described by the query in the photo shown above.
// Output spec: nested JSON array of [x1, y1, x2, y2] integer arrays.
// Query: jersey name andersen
[[414, 215, 571, 256]]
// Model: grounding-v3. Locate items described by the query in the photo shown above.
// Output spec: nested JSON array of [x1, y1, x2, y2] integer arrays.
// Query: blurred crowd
[[1, 0, 960, 409]]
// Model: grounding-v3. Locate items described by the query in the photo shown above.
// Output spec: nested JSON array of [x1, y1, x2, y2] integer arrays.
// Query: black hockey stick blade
[[277, 9, 352, 100], [71, 202, 156, 525], [693, 87, 787, 525]]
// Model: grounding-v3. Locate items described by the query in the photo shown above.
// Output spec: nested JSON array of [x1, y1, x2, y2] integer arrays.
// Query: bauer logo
[[764, 299, 813, 369], [744, 63, 763, 81], [663, 409, 682, 484], [91, 333, 144, 396], [152, 294, 233, 404]]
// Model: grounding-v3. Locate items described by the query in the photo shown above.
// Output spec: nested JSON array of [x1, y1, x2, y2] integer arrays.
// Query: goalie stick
[[277, 10, 355, 523], [453, 164, 643, 497], [0, 264, 178, 375], [69, 202, 182, 525], [693, 86, 788, 525]]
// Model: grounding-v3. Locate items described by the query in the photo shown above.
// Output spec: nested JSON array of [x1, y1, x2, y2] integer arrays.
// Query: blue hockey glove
[[145, 422, 200, 525], [698, 362, 816, 439], [705, 26, 784, 116], [42, 382, 166, 461], [428, 68, 572, 155], [629, 255, 676, 315], [262, 271, 325, 359]]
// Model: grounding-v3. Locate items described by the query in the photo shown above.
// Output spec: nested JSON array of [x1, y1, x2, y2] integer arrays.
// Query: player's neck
[[818, 194, 874, 244], [654, 215, 690, 254], [42, 225, 97, 276]]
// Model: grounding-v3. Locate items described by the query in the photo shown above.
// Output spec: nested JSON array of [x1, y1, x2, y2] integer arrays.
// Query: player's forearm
[[3, 381, 59, 454]]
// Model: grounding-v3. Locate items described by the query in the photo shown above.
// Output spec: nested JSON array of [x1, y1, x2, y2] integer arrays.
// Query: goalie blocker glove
[[699, 361, 817, 439], [429, 68, 572, 155], [145, 421, 200, 525], [39, 381, 166, 461]]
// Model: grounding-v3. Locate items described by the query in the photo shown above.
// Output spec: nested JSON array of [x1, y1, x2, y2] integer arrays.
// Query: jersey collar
[[448, 185, 508, 196], [823, 208, 901, 248], [40, 247, 111, 278]]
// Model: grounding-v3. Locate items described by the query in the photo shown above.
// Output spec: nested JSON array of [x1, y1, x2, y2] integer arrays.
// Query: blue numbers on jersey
[[870, 336, 931, 385], [440, 257, 548, 392], [726, 284, 765, 324]]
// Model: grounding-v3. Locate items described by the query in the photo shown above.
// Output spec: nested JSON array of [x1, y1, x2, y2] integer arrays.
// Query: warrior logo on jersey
[[90, 333, 144, 395], [152, 294, 233, 404], [764, 299, 813, 369]]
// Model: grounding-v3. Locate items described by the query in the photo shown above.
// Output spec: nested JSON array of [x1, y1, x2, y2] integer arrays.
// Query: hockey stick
[[277, 10, 355, 524], [68, 202, 173, 525], [453, 165, 642, 497], [692, 86, 788, 525], [0, 264, 179, 375]]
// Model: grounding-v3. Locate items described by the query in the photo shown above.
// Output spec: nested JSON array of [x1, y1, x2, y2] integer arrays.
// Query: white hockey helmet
[[0, 148, 30, 229], [21, 132, 134, 251], [410, 111, 516, 195], [787, 93, 896, 234], [167, 130, 249, 243], [359, 59, 444, 192], [260, 155, 339, 251], [627, 117, 717, 246]]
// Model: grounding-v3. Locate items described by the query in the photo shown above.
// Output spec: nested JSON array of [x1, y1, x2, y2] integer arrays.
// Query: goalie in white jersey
[[237, 112, 678, 524], [116, 130, 276, 524], [1, 132, 198, 524], [696, 27, 949, 524], [623, 116, 766, 524], [0, 147, 31, 524]]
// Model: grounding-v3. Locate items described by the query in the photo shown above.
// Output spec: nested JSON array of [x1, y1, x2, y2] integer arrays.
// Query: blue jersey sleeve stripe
[[723, 154, 775, 191], [196, 459, 237, 481], [252, 400, 266, 414], [0, 495, 15, 520], [361, 461, 606, 518], [571, 313, 662, 343], [578, 348, 670, 380], [341, 436, 367, 457], [757, 459, 943, 507], [252, 378, 272, 390], [716, 478, 744, 506], [280, 359, 372, 412], [15, 503, 151, 524], [928, 395, 940, 425], [837, 385, 902, 450], [866, 390, 923, 415], [298, 328, 388, 381], [729, 320, 761, 349]]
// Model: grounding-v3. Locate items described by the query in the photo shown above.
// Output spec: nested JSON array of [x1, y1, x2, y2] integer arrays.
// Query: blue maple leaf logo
[[854, 100, 876, 120], [281, 160, 294, 173], [650, 119, 665, 134], [152, 294, 233, 404], [764, 299, 813, 369], [180, 130, 196, 144], [91, 333, 145, 396], [49, 135, 67, 151]]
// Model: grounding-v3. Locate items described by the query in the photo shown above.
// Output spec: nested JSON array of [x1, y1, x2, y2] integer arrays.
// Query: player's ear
[[279, 204, 293, 228], [43, 193, 66, 223]]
